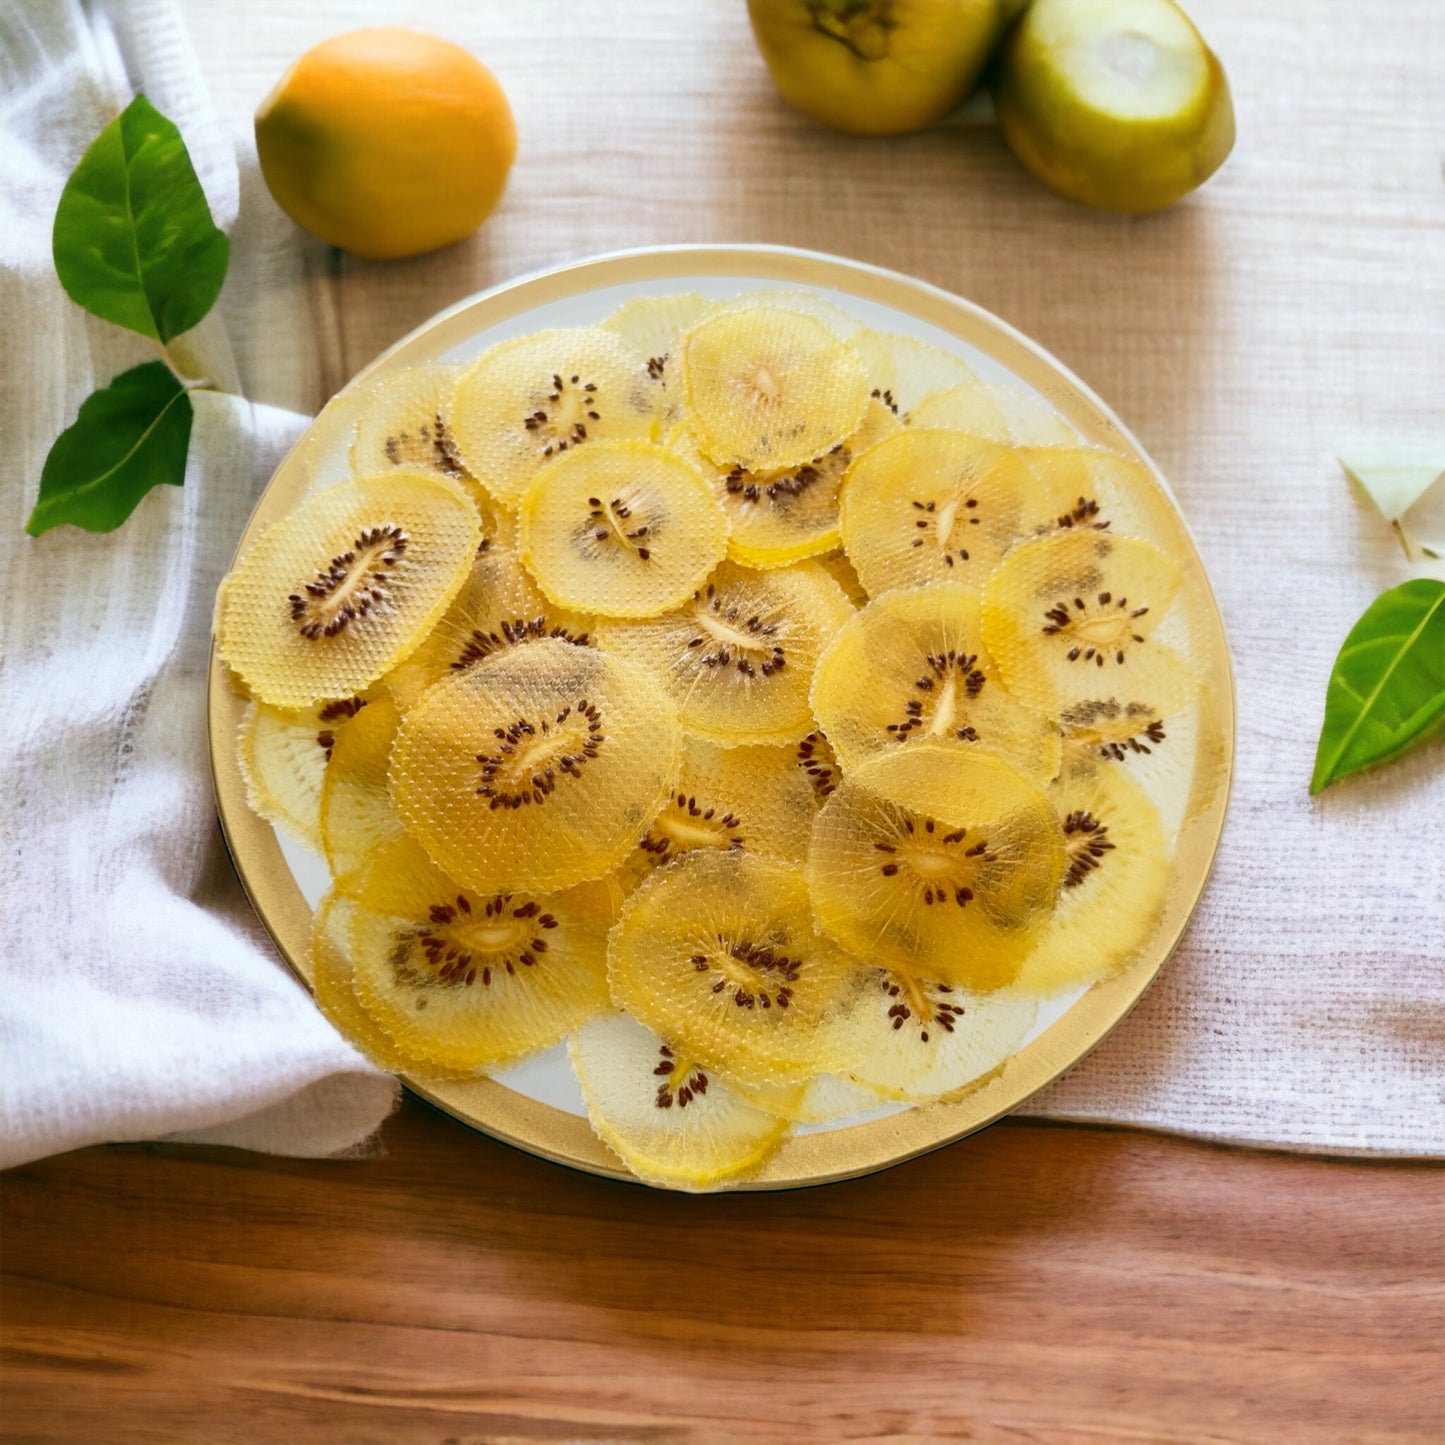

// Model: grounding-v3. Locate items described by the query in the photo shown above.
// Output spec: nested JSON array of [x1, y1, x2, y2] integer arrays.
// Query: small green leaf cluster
[[26, 96, 229, 536]]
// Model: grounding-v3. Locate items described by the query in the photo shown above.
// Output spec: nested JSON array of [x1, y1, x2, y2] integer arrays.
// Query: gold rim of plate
[[208, 244, 1235, 1190]]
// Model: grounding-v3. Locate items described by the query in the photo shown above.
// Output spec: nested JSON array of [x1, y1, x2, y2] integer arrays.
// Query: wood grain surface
[[3, 1104, 1442, 1444]]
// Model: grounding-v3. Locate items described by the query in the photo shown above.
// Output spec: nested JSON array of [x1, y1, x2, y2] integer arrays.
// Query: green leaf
[[1310, 578, 1445, 794], [52, 95, 229, 343], [25, 362, 193, 536]]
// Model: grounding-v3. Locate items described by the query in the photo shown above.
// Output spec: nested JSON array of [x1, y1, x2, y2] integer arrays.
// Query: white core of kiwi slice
[[519, 440, 729, 620], [388, 638, 682, 895], [569, 1010, 790, 1190], [597, 559, 854, 748], [218, 470, 481, 710]]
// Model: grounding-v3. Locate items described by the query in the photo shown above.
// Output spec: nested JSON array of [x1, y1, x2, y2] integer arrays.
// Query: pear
[[747, 0, 1004, 137]]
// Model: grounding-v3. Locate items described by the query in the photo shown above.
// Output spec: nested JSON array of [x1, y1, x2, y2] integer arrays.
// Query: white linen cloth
[[2, 0, 1441, 1168], [0, 0, 398, 1169]]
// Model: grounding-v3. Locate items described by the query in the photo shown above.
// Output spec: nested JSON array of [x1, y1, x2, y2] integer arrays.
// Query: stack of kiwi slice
[[217, 290, 1223, 1191]]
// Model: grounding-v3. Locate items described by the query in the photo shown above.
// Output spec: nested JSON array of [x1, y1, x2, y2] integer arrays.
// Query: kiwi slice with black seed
[[794, 729, 842, 803], [679, 305, 868, 472], [981, 528, 1198, 716], [850, 329, 981, 422], [608, 850, 854, 1090], [384, 542, 592, 713], [1014, 764, 1170, 997], [449, 327, 660, 505], [239, 692, 373, 851], [639, 736, 819, 867], [838, 429, 1069, 599], [807, 742, 1064, 991], [600, 292, 714, 420], [569, 1010, 790, 1190], [811, 583, 1063, 785], [816, 965, 1038, 1103], [389, 638, 681, 894], [218, 470, 479, 709], [596, 559, 854, 747], [350, 363, 468, 479], [347, 857, 611, 1074], [519, 440, 729, 618]]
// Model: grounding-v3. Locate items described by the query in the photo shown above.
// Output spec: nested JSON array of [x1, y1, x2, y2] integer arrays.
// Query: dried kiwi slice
[[569, 1010, 790, 1190], [312, 890, 475, 1081], [851, 329, 981, 421], [350, 363, 469, 480], [807, 743, 1064, 990], [519, 441, 728, 618], [1017, 445, 1179, 545], [239, 693, 371, 850], [608, 850, 853, 1089], [910, 381, 1078, 445], [981, 529, 1198, 716], [600, 291, 713, 403], [794, 730, 842, 802], [817, 966, 1038, 1103], [449, 327, 659, 505], [597, 559, 854, 747], [348, 859, 610, 1074], [218, 470, 479, 709], [389, 638, 681, 894], [679, 305, 868, 471], [682, 399, 897, 569], [384, 543, 592, 712], [811, 584, 1063, 785], [1014, 764, 1170, 996], [639, 737, 819, 867], [839, 429, 1068, 599]]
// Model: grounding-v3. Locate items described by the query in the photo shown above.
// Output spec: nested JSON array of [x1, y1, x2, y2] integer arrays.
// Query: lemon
[[992, 0, 1234, 214], [747, 0, 1003, 137], [255, 28, 516, 260]]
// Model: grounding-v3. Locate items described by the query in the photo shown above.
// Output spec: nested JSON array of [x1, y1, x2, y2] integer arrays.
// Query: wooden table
[[4, 1104, 1442, 1442], [5, 2, 1444, 1439]]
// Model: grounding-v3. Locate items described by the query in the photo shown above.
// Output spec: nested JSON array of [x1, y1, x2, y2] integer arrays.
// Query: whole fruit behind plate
[[255, 28, 516, 259]]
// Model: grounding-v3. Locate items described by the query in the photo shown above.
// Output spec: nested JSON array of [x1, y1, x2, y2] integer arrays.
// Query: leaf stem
[[144, 334, 210, 391]]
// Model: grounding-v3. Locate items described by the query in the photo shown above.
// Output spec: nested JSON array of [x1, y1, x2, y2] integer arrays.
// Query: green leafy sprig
[[1311, 455, 1445, 792], [26, 96, 229, 536]]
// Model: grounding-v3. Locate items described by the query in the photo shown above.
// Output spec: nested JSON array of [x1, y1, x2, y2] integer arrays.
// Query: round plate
[[209, 244, 1233, 1189]]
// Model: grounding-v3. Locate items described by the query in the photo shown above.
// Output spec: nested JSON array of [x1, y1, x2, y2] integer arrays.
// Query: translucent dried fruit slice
[[986, 382, 1080, 445], [794, 730, 842, 803], [706, 288, 864, 340], [906, 381, 1012, 440], [312, 890, 475, 1081], [1059, 690, 1227, 841], [839, 429, 1066, 599], [639, 737, 819, 867], [851, 330, 980, 421], [569, 1010, 789, 1190], [384, 543, 592, 712], [596, 559, 854, 747], [390, 639, 681, 893], [811, 584, 1062, 785], [348, 862, 611, 1073], [981, 529, 1198, 716], [350, 363, 468, 481], [600, 291, 714, 399], [449, 327, 659, 504], [238, 693, 372, 850], [816, 549, 870, 608], [817, 966, 1038, 1102], [807, 743, 1064, 990], [217, 470, 480, 709], [729, 1068, 886, 1125], [1014, 765, 1170, 996], [519, 441, 728, 619], [688, 399, 898, 569], [608, 850, 853, 1088], [317, 689, 456, 917], [680, 305, 868, 471], [1016, 445, 1176, 544]]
